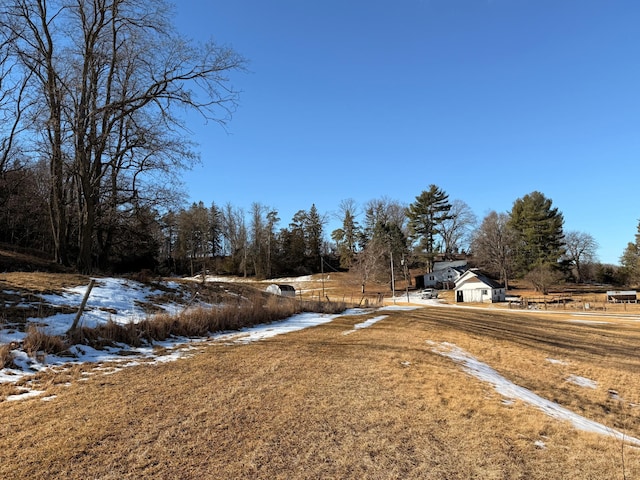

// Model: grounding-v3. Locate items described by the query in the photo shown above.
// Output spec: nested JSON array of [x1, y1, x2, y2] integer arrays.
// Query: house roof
[[432, 260, 468, 272], [455, 269, 503, 289]]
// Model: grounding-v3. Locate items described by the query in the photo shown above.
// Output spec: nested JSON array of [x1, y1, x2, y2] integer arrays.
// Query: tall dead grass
[[0, 343, 13, 369], [30, 294, 350, 355], [22, 325, 67, 358]]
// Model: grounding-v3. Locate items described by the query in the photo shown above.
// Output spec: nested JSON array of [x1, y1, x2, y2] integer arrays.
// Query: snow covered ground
[[1, 277, 638, 447]]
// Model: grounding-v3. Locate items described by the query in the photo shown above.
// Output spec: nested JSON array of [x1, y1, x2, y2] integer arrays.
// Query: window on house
[[481, 289, 488, 295]]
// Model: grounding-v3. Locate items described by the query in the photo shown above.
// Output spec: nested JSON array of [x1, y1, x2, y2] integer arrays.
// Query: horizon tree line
[[0, 3, 628, 286]]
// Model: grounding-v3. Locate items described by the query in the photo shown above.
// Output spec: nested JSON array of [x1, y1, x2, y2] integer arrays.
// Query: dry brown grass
[[0, 272, 88, 293], [22, 325, 68, 358], [0, 304, 639, 479], [0, 343, 13, 369]]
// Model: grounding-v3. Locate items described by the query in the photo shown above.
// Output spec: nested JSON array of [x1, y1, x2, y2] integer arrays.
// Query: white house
[[417, 260, 467, 289], [266, 284, 296, 298], [454, 269, 505, 303]]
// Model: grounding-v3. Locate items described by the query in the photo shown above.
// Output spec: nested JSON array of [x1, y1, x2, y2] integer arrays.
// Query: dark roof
[[474, 272, 503, 289]]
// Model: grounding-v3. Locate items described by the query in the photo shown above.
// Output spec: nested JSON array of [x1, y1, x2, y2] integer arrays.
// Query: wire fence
[[507, 293, 640, 313]]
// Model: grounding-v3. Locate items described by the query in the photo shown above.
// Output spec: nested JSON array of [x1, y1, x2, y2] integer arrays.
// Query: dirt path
[[0, 306, 638, 479]]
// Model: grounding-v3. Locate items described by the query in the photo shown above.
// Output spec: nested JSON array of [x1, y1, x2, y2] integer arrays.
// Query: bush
[[23, 325, 68, 358], [0, 344, 13, 369]]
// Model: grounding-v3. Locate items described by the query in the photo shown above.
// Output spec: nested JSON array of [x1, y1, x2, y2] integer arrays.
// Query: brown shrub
[[0, 343, 13, 369], [23, 325, 68, 358]]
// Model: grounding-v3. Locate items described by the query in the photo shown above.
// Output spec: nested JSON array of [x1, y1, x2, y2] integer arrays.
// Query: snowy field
[[1, 277, 638, 447]]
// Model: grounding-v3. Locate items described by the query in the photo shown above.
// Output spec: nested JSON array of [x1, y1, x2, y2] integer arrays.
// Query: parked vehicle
[[421, 288, 439, 299]]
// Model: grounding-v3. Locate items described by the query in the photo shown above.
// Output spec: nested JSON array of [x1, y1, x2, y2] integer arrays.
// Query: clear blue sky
[[174, 0, 640, 265]]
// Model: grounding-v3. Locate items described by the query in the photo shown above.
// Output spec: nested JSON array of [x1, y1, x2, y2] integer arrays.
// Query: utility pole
[[402, 254, 410, 303], [321, 255, 325, 299], [390, 251, 396, 303]]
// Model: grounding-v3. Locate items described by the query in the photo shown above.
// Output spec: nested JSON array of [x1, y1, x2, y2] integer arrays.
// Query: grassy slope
[[0, 306, 639, 479]]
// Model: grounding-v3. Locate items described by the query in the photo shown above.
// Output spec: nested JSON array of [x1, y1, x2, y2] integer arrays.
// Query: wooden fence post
[[67, 279, 96, 334]]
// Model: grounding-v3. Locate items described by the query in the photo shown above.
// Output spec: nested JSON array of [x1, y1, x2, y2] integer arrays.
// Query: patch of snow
[[390, 292, 447, 307], [6, 390, 45, 402], [343, 315, 388, 335], [380, 305, 420, 311], [269, 275, 316, 283], [546, 358, 569, 365], [353, 315, 387, 330], [216, 312, 339, 344], [192, 274, 317, 284], [33, 277, 179, 334], [568, 319, 610, 325], [430, 341, 640, 446], [534, 440, 547, 449], [566, 375, 598, 389], [0, 329, 27, 344]]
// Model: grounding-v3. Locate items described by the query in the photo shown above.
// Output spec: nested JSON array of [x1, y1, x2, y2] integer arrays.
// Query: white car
[[421, 288, 439, 299]]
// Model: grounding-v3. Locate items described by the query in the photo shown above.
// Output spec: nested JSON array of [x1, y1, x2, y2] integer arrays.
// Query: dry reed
[[0, 343, 13, 369], [62, 293, 349, 351], [22, 325, 68, 358]]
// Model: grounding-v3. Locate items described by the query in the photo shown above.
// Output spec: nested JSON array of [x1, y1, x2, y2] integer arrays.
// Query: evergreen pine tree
[[508, 191, 565, 276], [406, 184, 452, 272]]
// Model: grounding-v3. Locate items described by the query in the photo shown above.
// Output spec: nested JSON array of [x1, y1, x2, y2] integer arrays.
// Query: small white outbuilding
[[266, 284, 296, 298], [454, 269, 505, 303]]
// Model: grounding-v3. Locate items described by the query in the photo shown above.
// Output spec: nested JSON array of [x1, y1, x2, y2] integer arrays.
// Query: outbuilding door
[[456, 291, 464, 303]]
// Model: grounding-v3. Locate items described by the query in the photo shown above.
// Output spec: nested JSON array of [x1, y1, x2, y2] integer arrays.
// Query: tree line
[[0, 1, 633, 288], [157, 186, 620, 292]]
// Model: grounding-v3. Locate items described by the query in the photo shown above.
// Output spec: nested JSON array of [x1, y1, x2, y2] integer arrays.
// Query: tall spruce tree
[[406, 185, 452, 272], [508, 191, 565, 276]]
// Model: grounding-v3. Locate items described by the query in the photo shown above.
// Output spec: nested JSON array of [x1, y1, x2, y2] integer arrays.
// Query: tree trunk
[[77, 196, 96, 274]]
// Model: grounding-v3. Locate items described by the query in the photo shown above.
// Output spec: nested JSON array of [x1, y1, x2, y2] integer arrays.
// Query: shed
[[606, 291, 637, 303], [266, 284, 296, 298], [454, 269, 505, 303]]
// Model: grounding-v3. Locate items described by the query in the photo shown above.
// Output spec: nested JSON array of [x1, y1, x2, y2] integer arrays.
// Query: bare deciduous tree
[[0, 0, 245, 272], [525, 263, 563, 295], [563, 230, 598, 283], [440, 199, 477, 257], [471, 211, 515, 290]]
